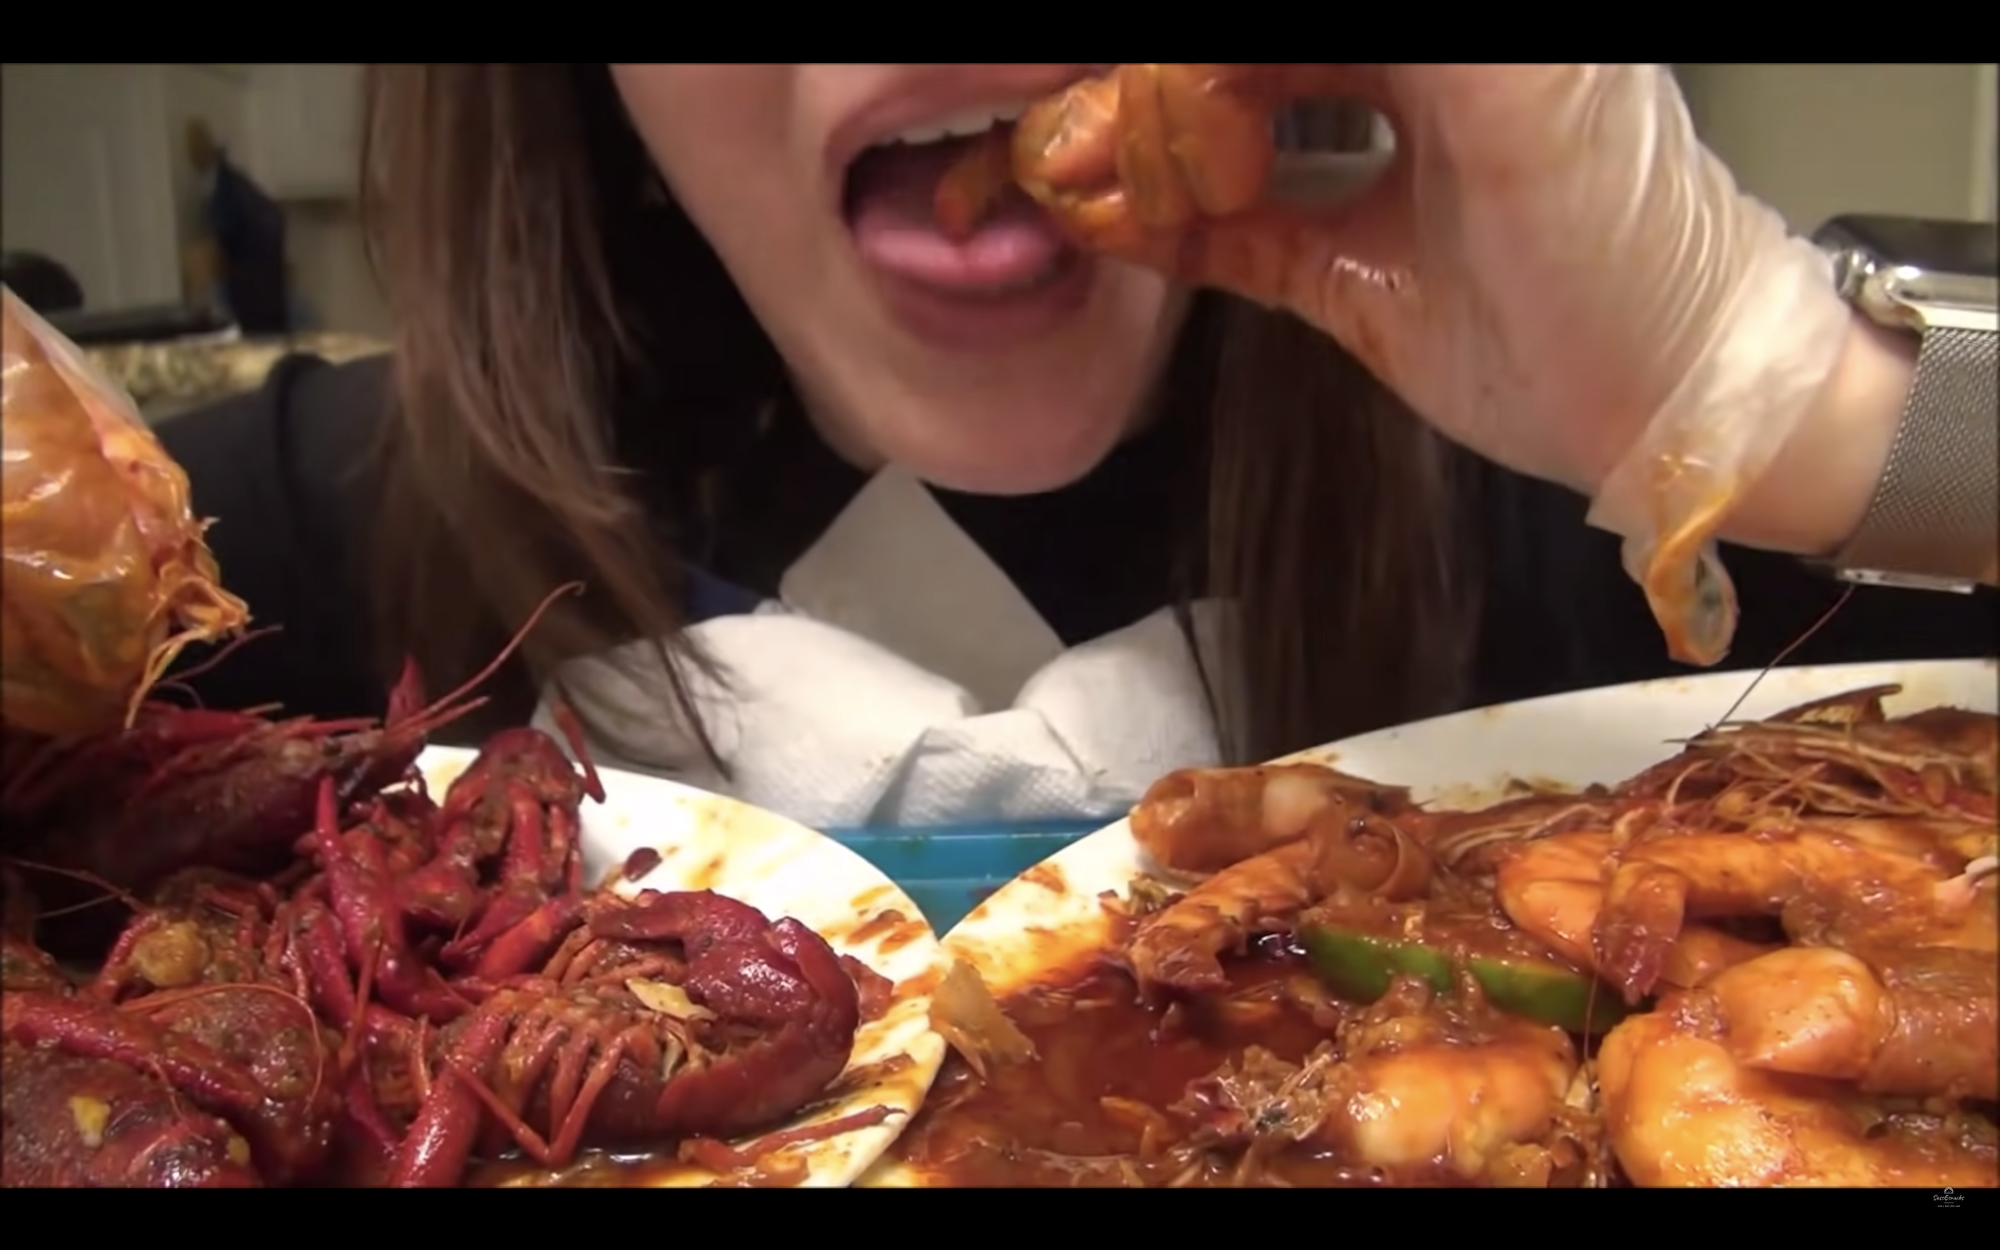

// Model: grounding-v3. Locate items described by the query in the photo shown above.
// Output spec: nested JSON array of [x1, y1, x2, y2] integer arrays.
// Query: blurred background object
[[1270, 65, 1996, 230], [1, 249, 84, 314], [1674, 63, 1996, 229], [1276, 99, 1383, 153], [1, 63, 385, 421], [183, 116, 291, 335]]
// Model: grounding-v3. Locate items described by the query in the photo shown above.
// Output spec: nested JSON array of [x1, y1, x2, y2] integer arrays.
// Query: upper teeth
[[879, 102, 1028, 148]]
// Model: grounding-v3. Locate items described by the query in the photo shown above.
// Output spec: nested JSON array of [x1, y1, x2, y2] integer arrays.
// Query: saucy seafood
[[0, 598, 902, 1189], [0, 299, 898, 1188], [895, 685, 2000, 1187], [1, 289, 247, 738]]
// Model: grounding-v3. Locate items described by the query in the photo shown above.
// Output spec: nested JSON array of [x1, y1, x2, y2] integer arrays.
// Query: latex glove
[[1008, 64, 1852, 665]]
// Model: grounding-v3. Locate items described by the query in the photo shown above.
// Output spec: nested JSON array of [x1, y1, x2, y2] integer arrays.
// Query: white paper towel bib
[[532, 467, 1240, 829]]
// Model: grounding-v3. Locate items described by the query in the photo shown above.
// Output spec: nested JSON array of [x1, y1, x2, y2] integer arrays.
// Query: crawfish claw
[[587, 889, 862, 1137], [652, 909, 861, 1138], [385, 1010, 512, 1188]]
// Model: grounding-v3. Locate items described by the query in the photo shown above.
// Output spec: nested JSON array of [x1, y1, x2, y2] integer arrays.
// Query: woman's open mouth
[[841, 105, 1091, 351]]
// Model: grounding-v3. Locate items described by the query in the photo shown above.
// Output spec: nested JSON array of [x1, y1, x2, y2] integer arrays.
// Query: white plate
[[861, 658, 1996, 1187], [418, 747, 947, 1189]]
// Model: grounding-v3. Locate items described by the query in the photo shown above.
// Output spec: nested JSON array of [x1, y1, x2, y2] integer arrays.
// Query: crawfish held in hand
[[382, 889, 863, 1188], [0, 289, 250, 739], [935, 66, 1276, 250], [0, 584, 584, 913]]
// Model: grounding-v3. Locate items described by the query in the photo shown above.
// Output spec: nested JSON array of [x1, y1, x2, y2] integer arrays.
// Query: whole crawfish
[[2, 867, 348, 1187], [373, 888, 863, 1188], [3, 698, 619, 1188], [296, 717, 604, 1029], [286, 717, 866, 1189]]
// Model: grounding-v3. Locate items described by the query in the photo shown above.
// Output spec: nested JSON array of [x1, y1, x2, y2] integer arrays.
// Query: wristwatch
[[1811, 214, 1997, 592]]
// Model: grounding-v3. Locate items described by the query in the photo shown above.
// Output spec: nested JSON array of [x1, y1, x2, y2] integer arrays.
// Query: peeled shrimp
[[1495, 832, 1775, 994], [1178, 977, 1583, 1184], [1598, 1001, 2000, 1188], [1316, 1008, 1578, 1181], [1701, 945, 1997, 1101], [1130, 764, 1414, 875]]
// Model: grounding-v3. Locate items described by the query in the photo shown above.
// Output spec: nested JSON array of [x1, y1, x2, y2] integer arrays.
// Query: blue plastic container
[[825, 820, 1102, 933]]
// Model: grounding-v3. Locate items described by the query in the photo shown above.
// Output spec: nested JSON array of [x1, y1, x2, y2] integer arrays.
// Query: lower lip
[[858, 249, 1096, 353]]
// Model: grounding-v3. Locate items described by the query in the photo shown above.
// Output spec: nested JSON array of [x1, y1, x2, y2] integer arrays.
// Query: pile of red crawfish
[[0, 596, 893, 1188], [0, 290, 890, 1188]]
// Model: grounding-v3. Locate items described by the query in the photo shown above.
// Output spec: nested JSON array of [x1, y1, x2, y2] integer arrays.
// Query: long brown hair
[[360, 64, 1476, 764]]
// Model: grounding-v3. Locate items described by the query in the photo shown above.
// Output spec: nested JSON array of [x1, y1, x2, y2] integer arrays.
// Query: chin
[[910, 437, 1118, 496], [787, 259, 1190, 497], [879, 373, 1155, 497], [909, 286, 1192, 496]]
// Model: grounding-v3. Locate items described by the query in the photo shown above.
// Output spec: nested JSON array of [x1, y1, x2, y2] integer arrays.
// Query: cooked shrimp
[[1126, 839, 1317, 992], [1661, 707, 1998, 824], [1936, 853, 1998, 913], [1898, 707, 2000, 789], [1130, 763, 1413, 875], [1615, 690, 1996, 830], [1127, 799, 1434, 994], [1317, 1002, 1578, 1181], [1495, 832, 1775, 993], [1785, 855, 1997, 954], [1598, 1003, 2000, 1188], [1701, 945, 1997, 1100], [1174, 976, 1582, 1184], [1581, 820, 1974, 1001]]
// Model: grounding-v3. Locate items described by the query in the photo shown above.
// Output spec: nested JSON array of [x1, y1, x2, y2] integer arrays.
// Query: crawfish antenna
[[163, 626, 285, 692], [548, 699, 607, 805], [416, 582, 586, 718]]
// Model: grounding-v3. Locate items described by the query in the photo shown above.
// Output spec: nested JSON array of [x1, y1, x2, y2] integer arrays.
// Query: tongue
[[846, 139, 1070, 292]]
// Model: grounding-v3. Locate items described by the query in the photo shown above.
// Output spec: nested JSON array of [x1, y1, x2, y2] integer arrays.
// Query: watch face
[[1823, 214, 1998, 278]]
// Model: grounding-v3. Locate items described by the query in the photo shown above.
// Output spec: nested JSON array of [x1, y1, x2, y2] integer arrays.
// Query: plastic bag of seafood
[[0, 286, 247, 737]]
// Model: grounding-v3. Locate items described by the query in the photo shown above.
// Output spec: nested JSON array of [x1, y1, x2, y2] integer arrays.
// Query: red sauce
[[895, 935, 1483, 1188]]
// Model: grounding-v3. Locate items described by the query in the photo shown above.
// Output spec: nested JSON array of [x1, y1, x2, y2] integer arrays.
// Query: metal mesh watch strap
[[1833, 323, 1999, 586]]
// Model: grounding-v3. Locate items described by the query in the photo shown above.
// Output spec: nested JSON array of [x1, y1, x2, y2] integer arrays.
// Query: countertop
[[82, 331, 388, 423]]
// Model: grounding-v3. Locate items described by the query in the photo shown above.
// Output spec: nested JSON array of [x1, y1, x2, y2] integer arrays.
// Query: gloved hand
[[1009, 64, 1854, 665]]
